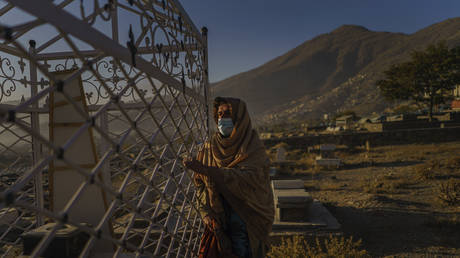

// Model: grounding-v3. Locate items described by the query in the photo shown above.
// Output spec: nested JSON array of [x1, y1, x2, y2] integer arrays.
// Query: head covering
[[196, 97, 274, 256], [211, 97, 254, 168]]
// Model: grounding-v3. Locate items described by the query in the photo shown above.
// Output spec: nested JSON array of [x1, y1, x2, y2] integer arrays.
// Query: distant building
[[452, 100, 460, 111], [452, 85, 460, 111], [358, 117, 372, 124], [369, 115, 386, 123], [421, 84, 460, 111], [453, 84, 460, 99], [335, 115, 354, 129]]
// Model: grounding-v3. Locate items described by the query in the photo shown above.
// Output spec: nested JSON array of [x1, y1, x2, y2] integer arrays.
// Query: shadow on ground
[[323, 203, 460, 257], [343, 160, 422, 169]]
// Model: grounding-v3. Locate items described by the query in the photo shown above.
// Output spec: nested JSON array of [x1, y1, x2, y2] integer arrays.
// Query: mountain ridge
[[211, 17, 460, 124]]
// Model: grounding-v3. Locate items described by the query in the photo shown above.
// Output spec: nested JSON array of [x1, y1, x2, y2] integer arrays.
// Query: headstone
[[315, 158, 341, 167], [316, 144, 341, 167], [365, 140, 371, 152], [275, 146, 286, 162], [320, 144, 336, 151], [49, 71, 112, 252]]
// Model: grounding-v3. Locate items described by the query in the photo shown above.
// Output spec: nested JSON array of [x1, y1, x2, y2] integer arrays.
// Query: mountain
[[211, 18, 460, 124]]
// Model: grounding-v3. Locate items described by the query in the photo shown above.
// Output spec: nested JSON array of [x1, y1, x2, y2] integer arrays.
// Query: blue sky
[[0, 0, 458, 85], [181, 0, 460, 82]]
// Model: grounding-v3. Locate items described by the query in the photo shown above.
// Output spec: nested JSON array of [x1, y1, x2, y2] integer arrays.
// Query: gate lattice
[[0, 0, 209, 257]]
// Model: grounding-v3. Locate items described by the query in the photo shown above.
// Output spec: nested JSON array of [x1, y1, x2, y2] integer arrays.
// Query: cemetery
[[265, 138, 460, 257]]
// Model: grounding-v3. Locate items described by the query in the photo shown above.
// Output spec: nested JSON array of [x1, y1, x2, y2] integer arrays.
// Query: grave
[[270, 179, 341, 235], [275, 146, 287, 162], [272, 180, 312, 222], [274, 189, 312, 222], [272, 146, 296, 174], [315, 144, 342, 168]]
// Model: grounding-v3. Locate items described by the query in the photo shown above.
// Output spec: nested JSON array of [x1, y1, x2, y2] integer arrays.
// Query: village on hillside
[[261, 83, 460, 256], [260, 84, 460, 138]]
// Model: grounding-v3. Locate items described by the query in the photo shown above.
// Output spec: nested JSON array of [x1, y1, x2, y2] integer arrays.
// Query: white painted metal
[[0, 0, 209, 257], [168, 0, 204, 44], [29, 44, 44, 227], [7, 0, 205, 104]]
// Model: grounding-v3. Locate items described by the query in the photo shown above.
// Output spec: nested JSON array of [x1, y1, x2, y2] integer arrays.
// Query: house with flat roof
[[335, 115, 354, 129]]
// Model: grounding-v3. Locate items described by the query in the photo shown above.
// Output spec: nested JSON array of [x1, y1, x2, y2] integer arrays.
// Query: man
[[183, 97, 274, 258]]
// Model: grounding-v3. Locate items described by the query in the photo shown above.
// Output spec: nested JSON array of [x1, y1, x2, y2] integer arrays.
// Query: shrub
[[268, 235, 369, 258], [268, 235, 308, 258], [414, 164, 436, 181], [307, 235, 369, 258], [360, 175, 411, 194], [445, 156, 460, 170], [360, 177, 383, 194], [436, 178, 460, 206]]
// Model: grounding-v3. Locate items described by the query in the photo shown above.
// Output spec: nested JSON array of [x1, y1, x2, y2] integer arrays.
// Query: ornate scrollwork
[[79, 0, 113, 25], [0, 1, 206, 106], [0, 55, 29, 102]]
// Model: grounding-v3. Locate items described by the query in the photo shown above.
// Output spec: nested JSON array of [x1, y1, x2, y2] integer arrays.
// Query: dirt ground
[[270, 141, 460, 257]]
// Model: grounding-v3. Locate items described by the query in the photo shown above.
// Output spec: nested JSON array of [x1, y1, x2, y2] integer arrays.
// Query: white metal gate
[[0, 0, 209, 257]]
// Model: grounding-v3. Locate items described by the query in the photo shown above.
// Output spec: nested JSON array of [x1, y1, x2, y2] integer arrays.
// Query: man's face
[[217, 103, 232, 120]]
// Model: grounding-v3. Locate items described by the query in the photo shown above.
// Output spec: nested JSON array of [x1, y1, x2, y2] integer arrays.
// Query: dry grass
[[287, 149, 304, 160], [359, 174, 412, 194], [267, 235, 369, 258], [0, 245, 22, 258], [414, 161, 439, 181], [444, 156, 460, 169], [436, 178, 460, 206], [275, 141, 460, 256], [296, 153, 316, 168]]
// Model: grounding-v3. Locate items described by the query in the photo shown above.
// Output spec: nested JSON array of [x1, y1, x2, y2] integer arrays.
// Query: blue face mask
[[218, 118, 234, 137]]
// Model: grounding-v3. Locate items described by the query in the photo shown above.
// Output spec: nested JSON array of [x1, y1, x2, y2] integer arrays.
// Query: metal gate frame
[[0, 0, 209, 257]]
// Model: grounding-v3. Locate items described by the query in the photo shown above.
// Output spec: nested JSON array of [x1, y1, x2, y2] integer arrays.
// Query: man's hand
[[182, 157, 208, 175]]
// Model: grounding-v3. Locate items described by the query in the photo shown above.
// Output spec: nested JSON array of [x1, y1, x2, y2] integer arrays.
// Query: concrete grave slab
[[271, 199, 341, 234], [315, 158, 341, 167], [274, 190, 313, 204], [271, 179, 304, 190]]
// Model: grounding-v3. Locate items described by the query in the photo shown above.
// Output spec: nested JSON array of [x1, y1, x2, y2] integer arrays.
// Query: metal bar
[[166, 165, 194, 256], [34, 44, 199, 60], [8, 0, 74, 42], [119, 1, 191, 40], [112, 0, 119, 44], [0, 3, 13, 16], [168, 0, 203, 44], [7, 0, 205, 104], [0, 44, 26, 58], [0, 1, 209, 256], [35, 1, 106, 54], [29, 43, 44, 226], [201, 27, 211, 137], [98, 109, 111, 190], [0, 102, 192, 114]]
